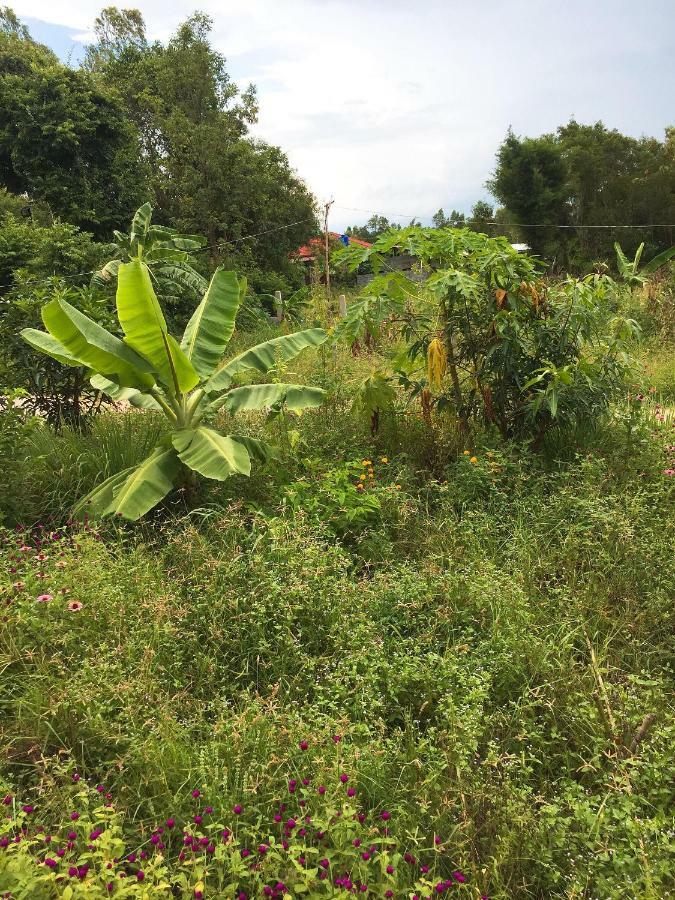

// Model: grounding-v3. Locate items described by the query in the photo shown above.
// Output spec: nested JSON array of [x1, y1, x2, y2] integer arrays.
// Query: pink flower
[[12, 581, 25, 590], [36, 594, 53, 603], [663, 468, 675, 476], [67, 601, 83, 612]]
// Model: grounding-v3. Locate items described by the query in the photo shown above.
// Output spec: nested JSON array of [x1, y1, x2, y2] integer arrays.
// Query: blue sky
[[12, 1, 675, 232]]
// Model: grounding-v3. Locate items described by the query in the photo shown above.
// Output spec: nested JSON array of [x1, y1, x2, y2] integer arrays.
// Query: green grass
[[1, 306, 674, 898]]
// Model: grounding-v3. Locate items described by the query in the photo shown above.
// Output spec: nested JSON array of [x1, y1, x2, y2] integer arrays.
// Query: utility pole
[[323, 199, 334, 303]]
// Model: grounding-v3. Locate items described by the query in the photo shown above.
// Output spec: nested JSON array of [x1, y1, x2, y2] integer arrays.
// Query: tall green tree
[[0, 15, 146, 236], [489, 121, 675, 267], [487, 129, 569, 260], [85, 9, 317, 290]]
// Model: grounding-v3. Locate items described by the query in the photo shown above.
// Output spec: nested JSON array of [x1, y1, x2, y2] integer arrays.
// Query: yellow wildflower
[[362, 459, 372, 467], [380, 456, 388, 464], [469, 456, 478, 465], [359, 473, 367, 481], [463, 450, 470, 456], [395, 483, 402, 490]]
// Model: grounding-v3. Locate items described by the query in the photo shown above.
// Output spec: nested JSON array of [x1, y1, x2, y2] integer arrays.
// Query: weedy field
[[1, 306, 674, 898]]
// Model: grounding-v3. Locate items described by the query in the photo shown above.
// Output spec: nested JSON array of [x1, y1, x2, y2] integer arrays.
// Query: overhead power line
[[332, 203, 675, 229]]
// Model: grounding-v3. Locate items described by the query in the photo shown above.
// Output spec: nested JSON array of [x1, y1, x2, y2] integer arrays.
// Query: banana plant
[[21, 259, 328, 520], [94, 202, 209, 301], [614, 241, 675, 286]]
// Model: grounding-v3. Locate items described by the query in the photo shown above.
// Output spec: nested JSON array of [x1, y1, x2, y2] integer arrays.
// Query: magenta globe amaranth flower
[[191, 789, 200, 799], [233, 804, 243, 814], [339, 773, 349, 783]]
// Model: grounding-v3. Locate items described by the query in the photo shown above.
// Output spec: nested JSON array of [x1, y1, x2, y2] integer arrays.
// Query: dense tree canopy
[[83, 8, 316, 289], [0, 6, 317, 291], [489, 121, 675, 267], [0, 10, 146, 237]]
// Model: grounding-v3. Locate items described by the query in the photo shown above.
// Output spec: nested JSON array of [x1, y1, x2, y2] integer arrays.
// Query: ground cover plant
[[1, 217, 674, 898]]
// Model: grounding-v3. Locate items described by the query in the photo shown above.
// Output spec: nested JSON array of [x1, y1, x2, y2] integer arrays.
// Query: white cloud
[[13, 0, 675, 230]]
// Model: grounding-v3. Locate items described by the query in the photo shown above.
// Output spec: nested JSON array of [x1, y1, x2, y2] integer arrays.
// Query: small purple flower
[[166, 818, 175, 828], [233, 804, 243, 815], [68, 866, 78, 877], [339, 773, 349, 783], [258, 844, 268, 855], [191, 789, 200, 799], [44, 858, 57, 868], [319, 858, 329, 869], [204, 806, 213, 814], [381, 810, 391, 821], [332, 734, 342, 743], [21, 805, 34, 814], [67, 831, 77, 841], [347, 787, 356, 797], [286, 818, 296, 829], [2, 795, 11, 805], [288, 779, 297, 793], [452, 871, 467, 883], [90, 829, 102, 841], [136, 870, 145, 882], [151, 834, 160, 845], [70, 812, 79, 821], [241, 848, 251, 858], [317, 785, 326, 795], [194, 815, 203, 825], [386, 864, 394, 874], [72, 774, 80, 783]]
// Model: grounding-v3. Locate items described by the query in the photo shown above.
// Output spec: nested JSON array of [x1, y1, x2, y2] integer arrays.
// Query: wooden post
[[338, 293, 347, 317], [274, 290, 283, 321], [323, 199, 334, 302]]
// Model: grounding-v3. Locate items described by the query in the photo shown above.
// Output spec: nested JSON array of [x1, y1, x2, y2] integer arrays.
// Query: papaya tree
[[21, 259, 327, 520]]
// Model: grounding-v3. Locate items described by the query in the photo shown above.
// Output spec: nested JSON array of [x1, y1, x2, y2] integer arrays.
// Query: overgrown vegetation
[[0, 6, 674, 898]]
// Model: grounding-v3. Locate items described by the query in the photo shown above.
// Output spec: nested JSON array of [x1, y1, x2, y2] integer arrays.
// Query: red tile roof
[[295, 232, 371, 259]]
